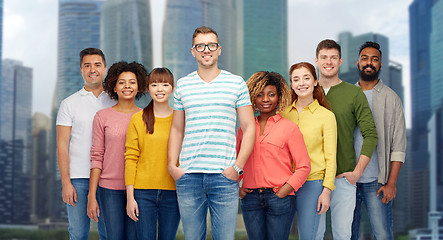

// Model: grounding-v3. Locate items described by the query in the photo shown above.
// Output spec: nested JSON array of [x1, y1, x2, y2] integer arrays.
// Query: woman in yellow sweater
[[124, 68, 179, 240], [280, 62, 337, 240]]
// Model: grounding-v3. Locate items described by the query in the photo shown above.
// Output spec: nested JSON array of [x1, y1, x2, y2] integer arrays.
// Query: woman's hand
[[275, 183, 294, 198], [239, 187, 252, 199], [317, 187, 331, 214], [87, 196, 100, 222], [126, 197, 139, 222]]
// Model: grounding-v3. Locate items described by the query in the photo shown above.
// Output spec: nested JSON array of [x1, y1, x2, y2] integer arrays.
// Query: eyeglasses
[[192, 43, 220, 52]]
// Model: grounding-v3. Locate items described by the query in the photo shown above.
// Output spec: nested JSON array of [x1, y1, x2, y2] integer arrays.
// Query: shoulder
[[177, 71, 198, 85], [316, 105, 336, 119]]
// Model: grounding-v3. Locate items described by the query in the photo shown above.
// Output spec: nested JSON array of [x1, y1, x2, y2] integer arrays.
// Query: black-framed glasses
[[192, 43, 220, 52]]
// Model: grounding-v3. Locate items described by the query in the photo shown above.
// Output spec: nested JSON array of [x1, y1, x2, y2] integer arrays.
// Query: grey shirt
[[356, 80, 406, 184]]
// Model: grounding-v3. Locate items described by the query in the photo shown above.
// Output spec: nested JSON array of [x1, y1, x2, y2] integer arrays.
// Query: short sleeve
[[173, 84, 184, 111], [236, 79, 251, 108], [56, 99, 73, 126]]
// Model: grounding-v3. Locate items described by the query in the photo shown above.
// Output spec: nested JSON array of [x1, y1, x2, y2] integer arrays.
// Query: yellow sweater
[[125, 110, 176, 190], [280, 100, 337, 191]]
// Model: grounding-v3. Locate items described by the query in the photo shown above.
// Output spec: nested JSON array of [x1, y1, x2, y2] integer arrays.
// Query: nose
[[263, 94, 269, 102]]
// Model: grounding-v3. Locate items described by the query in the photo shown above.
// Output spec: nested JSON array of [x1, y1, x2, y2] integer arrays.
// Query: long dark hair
[[289, 62, 331, 110], [142, 68, 174, 134]]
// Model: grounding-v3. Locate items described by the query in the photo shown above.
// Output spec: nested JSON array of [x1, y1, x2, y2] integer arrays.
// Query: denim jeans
[[351, 180, 393, 240], [317, 177, 356, 240], [241, 188, 296, 240], [133, 189, 180, 240], [295, 180, 324, 240], [98, 186, 136, 240], [175, 173, 239, 240], [66, 178, 106, 240]]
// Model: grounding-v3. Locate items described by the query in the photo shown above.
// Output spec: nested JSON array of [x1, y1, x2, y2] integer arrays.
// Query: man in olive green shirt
[[315, 39, 377, 240]]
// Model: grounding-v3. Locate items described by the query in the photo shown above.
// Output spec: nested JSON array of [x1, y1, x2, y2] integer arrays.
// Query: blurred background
[[0, 0, 442, 239]]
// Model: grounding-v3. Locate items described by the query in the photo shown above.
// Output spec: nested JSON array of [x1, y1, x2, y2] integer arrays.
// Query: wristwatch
[[233, 165, 244, 176]]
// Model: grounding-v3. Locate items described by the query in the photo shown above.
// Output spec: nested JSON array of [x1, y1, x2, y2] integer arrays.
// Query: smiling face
[[255, 85, 279, 115], [291, 67, 317, 100], [80, 54, 107, 90], [148, 81, 173, 104], [357, 47, 382, 82], [315, 48, 343, 79], [114, 72, 139, 101], [191, 33, 221, 68]]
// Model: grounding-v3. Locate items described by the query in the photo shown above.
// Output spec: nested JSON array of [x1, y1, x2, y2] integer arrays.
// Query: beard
[[359, 64, 380, 82]]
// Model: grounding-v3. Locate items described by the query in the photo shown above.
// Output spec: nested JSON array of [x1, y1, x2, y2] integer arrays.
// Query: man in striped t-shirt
[[168, 26, 255, 240]]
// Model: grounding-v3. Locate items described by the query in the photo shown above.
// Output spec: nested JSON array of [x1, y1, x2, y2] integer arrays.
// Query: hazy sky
[[3, 0, 412, 126]]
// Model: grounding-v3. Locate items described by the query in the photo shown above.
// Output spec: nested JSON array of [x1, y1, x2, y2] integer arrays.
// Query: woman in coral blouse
[[124, 68, 179, 240], [87, 61, 147, 240], [280, 62, 337, 240], [237, 71, 311, 240]]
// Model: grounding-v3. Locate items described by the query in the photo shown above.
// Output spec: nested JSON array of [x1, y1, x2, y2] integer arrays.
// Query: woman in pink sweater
[[87, 61, 147, 240]]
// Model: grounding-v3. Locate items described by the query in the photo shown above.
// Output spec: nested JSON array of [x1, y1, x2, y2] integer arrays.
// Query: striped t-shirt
[[174, 70, 251, 173]]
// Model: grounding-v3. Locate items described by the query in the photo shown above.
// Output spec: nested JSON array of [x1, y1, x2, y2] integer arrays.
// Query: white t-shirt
[[56, 87, 116, 178]]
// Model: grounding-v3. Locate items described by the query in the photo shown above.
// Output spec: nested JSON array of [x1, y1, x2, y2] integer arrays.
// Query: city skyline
[[3, 0, 412, 127]]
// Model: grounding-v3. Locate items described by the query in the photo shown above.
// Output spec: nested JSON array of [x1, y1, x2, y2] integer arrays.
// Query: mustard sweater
[[125, 110, 176, 190]]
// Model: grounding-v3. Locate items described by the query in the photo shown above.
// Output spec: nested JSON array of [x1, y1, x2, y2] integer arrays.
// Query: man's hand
[[336, 171, 361, 185], [377, 183, 396, 204], [62, 182, 77, 206], [87, 196, 100, 222], [239, 188, 252, 199], [168, 165, 185, 181], [222, 166, 239, 181]]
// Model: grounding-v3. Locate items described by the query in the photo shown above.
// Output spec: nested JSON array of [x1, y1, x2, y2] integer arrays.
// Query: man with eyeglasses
[[168, 26, 255, 240]]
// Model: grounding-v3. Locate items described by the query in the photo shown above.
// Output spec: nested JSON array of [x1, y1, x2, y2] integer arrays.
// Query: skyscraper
[[0, 59, 33, 224], [409, 0, 434, 228], [237, 0, 288, 81], [338, 31, 390, 86], [389, 61, 404, 104], [30, 112, 51, 223], [162, 0, 236, 80], [0, 0, 3, 85], [101, 0, 153, 107], [430, 0, 443, 112]]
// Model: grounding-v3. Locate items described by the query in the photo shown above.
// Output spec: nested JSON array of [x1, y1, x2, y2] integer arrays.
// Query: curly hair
[[246, 71, 292, 113], [103, 61, 148, 100], [289, 62, 331, 110]]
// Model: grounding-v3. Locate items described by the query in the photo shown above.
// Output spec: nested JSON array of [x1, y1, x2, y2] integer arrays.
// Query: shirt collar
[[356, 79, 384, 93], [290, 99, 320, 113], [255, 114, 282, 123]]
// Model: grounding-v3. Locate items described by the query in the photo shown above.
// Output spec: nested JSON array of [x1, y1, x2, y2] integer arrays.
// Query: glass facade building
[[0, 60, 33, 224], [430, 0, 443, 112], [101, 0, 153, 107], [162, 0, 236, 80], [238, 0, 288, 81]]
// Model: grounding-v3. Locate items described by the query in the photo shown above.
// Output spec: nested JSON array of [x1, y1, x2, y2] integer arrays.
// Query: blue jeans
[[351, 180, 393, 240], [66, 178, 106, 240], [317, 177, 356, 240], [295, 180, 324, 240], [98, 186, 136, 240], [134, 189, 180, 240], [175, 173, 239, 240], [241, 188, 296, 240]]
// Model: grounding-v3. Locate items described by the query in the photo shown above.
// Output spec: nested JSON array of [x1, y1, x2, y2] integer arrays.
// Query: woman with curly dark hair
[[87, 61, 147, 240], [236, 71, 311, 240]]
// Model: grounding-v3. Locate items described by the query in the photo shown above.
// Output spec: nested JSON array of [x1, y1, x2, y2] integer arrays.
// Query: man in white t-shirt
[[56, 48, 116, 240]]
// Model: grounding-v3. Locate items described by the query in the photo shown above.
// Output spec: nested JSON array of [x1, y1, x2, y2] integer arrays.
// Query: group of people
[[56, 26, 406, 240]]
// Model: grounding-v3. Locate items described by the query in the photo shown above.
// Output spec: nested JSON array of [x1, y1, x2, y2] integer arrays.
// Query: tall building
[[237, 0, 288, 81], [51, 0, 105, 219], [162, 0, 236, 80], [430, 0, 443, 111], [389, 61, 405, 104], [0, 59, 33, 224], [409, 0, 434, 228], [338, 31, 390, 86], [101, 0, 153, 107], [30, 113, 51, 223], [428, 106, 443, 229], [0, 0, 3, 84]]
